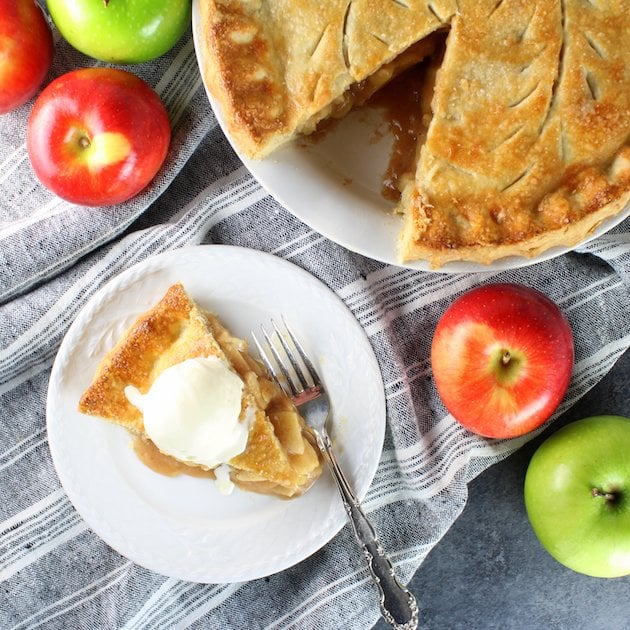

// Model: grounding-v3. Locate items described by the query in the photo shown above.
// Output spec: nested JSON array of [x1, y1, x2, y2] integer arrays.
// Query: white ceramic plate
[[191, 2, 629, 273], [47, 246, 386, 583]]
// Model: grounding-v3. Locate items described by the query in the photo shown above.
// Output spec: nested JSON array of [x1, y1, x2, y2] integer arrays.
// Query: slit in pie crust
[[197, 0, 630, 268], [78, 283, 322, 499]]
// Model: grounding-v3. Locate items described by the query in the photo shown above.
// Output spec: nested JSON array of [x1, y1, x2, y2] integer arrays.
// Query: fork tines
[[251, 317, 319, 398]]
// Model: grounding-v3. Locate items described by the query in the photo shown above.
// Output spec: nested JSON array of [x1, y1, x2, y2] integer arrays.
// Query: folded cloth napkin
[[1, 33, 629, 630]]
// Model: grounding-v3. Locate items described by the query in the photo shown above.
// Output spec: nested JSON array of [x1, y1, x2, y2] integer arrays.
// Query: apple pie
[[78, 283, 322, 498], [197, 0, 630, 267]]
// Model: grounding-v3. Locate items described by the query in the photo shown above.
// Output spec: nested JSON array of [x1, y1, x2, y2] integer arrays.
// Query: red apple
[[430, 283, 574, 438], [27, 68, 170, 206], [0, 0, 54, 114]]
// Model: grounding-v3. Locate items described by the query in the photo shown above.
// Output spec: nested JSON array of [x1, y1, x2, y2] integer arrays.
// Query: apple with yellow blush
[[27, 68, 170, 206], [430, 283, 574, 439]]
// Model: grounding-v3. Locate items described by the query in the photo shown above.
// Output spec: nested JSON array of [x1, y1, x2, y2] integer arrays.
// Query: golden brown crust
[[78, 283, 321, 498], [198, 0, 629, 267], [398, 0, 630, 266], [198, 0, 446, 157], [199, 1, 289, 156], [78, 283, 223, 433]]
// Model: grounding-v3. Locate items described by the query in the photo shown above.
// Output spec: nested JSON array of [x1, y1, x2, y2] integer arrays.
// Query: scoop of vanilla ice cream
[[125, 356, 249, 470]]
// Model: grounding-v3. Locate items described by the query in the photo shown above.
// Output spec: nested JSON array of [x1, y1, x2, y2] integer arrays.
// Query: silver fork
[[252, 318, 419, 630]]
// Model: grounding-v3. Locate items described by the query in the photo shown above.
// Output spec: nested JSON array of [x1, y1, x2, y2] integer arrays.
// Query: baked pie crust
[[198, 0, 630, 268], [78, 283, 322, 498]]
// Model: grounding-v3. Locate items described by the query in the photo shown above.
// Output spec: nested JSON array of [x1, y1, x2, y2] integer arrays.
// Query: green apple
[[524, 415, 630, 578], [47, 0, 191, 64]]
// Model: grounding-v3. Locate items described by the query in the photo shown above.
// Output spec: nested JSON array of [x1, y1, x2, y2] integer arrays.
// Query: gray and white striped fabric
[[2, 32, 629, 630]]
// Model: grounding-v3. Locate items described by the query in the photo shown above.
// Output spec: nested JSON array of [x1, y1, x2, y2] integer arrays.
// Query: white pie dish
[[191, 0, 629, 273]]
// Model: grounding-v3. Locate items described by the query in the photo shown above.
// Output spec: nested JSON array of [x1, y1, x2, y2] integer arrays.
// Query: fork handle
[[316, 432, 419, 630]]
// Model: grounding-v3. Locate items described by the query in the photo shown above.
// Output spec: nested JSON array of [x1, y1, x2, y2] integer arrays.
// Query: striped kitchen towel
[[1, 30, 629, 630]]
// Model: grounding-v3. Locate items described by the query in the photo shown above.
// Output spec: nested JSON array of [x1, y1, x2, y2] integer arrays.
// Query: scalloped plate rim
[[46, 245, 386, 583]]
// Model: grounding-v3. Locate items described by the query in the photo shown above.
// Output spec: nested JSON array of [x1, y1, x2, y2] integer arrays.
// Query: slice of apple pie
[[78, 283, 322, 498], [197, 0, 630, 267]]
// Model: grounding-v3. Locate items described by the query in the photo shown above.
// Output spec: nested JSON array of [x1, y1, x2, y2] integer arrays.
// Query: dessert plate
[[191, 1, 629, 273], [47, 245, 386, 583]]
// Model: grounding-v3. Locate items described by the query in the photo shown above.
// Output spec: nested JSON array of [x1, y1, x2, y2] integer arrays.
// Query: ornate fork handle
[[313, 430, 419, 630], [252, 320, 418, 628]]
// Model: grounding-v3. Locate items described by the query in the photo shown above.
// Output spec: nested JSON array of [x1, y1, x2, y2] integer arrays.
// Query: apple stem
[[79, 136, 91, 150], [103, 0, 109, 6], [501, 351, 511, 365], [591, 488, 617, 502]]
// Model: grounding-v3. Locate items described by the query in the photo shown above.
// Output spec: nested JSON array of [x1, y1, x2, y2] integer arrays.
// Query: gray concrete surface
[[375, 348, 630, 630]]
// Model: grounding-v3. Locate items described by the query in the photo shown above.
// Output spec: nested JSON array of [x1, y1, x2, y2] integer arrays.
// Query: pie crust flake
[[198, 0, 630, 268], [78, 283, 322, 499]]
